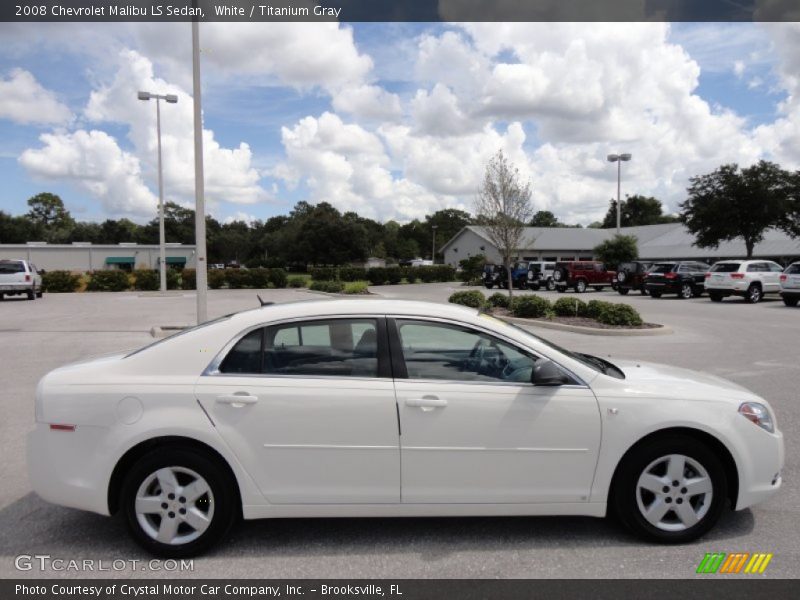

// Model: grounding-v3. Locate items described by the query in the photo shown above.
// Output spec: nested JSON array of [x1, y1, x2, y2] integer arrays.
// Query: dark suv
[[615, 261, 653, 295], [553, 261, 616, 293], [645, 261, 710, 299], [482, 264, 509, 289]]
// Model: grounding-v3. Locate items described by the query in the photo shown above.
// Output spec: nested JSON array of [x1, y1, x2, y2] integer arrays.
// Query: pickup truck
[[0, 259, 43, 300]]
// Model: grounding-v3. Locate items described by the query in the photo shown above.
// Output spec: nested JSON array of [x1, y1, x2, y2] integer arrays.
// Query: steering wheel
[[462, 338, 488, 373]]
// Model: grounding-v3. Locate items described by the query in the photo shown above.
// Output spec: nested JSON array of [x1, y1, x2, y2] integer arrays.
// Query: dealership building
[[440, 223, 800, 266], [0, 242, 197, 272]]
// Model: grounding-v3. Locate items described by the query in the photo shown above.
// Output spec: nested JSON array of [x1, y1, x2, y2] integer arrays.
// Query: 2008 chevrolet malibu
[[28, 299, 783, 556]]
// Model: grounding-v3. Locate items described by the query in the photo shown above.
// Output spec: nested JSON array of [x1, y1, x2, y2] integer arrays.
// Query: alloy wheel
[[635, 454, 713, 532], [680, 284, 692, 299], [748, 285, 762, 303]]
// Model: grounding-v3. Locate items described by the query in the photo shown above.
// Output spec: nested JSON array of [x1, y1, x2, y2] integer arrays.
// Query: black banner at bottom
[[3, 579, 797, 600]]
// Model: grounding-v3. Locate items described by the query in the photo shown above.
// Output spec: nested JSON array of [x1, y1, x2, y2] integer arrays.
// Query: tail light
[[664, 273, 677, 279], [780, 275, 787, 282], [24, 274, 31, 282], [730, 273, 745, 279], [704, 273, 711, 279], [49, 424, 76, 432]]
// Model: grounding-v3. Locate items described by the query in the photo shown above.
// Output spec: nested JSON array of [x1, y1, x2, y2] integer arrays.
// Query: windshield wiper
[[577, 353, 608, 374]]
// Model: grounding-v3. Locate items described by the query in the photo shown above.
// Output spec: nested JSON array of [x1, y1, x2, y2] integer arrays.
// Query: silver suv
[[704, 259, 784, 304], [780, 262, 800, 307], [527, 261, 556, 291], [0, 259, 43, 301]]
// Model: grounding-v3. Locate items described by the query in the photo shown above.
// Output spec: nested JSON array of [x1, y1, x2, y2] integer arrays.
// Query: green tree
[[601, 194, 678, 228], [0, 210, 42, 243], [680, 161, 796, 258], [474, 150, 534, 297], [593, 234, 639, 267], [426, 208, 472, 260], [529, 210, 560, 227], [26, 192, 74, 242]]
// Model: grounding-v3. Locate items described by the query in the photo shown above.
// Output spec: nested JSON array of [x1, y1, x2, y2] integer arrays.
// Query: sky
[[0, 21, 798, 227]]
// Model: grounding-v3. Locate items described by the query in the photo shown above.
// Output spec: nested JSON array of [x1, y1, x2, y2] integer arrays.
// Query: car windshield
[[495, 317, 624, 379], [710, 263, 741, 273], [0, 261, 25, 274], [650, 263, 675, 274], [786, 264, 800, 275], [514, 262, 527, 270]]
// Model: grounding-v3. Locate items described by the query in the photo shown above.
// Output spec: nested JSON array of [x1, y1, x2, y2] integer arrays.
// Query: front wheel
[[612, 435, 727, 544], [575, 280, 587, 293], [618, 287, 630, 295], [650, 291, 662, 298], [745, 284, 762, 304], [784, 296, 799, 307], [679, 283, 693, 299], [121, 446, 238, 558]]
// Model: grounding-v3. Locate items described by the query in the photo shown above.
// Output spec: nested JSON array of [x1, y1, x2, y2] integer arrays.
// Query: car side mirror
[[531, 358, 570, 386]]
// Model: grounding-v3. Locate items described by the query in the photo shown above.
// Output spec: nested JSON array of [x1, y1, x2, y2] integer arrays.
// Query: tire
[[121, 446, 238, 558], [640, 287, 649, 296], [575, 280, 587, 293], [26, 289, 35, 300], [783, 296, 799, 307], [611, 434, 727, 544], [36, 288, 43, 298], [596, 286, 605, 292], [530, 282, 541, 291], [679, 283, 693, 300], [650, 291, 662, 298], [0, 293, 4, 301], [618, 287, 630, 295], [484, 283, 493, 289], [709, 292, 723, 302], [546, 278, 556, 291], [617, 271, 627, 284], [745, 284, 762, 304], [556, 286, 565, 293]]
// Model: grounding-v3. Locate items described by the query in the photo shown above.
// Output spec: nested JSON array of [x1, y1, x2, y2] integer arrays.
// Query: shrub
[[268, 268, 288, 289], [343, 281, 369, 295], [41, 270, 81, 293], [86, 270, 130, 292], [553, 297, 587, 317], [595, 303, 643, 327], [287, 276, 307, 288], [181, 268, 196, 290], [448, 290, 486, 308], [208, 269, 226, 289], [385, 267, 403, 285], [366, 267, 387, 286], [338, 267, 367, 282], [245, 268, 270, 289], [585, 299, 611, 320], [510, 295, 551, 318], [487, 292, 510, 308], [224, 268, 249, 289], [309, 267, 337, 281], [416, 266, 438, 283], [458, 254, 487, 284], [133, 269, 159, 291], [310, 280, 345, 293], [166, 268, 181, 290], [401, 266, 418, 284]]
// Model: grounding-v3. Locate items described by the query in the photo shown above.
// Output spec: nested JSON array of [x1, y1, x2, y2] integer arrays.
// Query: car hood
[[601, 359, 759, 404]]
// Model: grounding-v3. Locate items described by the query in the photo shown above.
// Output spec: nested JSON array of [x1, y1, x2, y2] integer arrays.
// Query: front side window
[[395, 320, 537, 383], [219, 319, 379, 378]]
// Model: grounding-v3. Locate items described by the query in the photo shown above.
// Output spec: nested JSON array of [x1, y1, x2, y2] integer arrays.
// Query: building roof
[[441, 224, 800, 259]]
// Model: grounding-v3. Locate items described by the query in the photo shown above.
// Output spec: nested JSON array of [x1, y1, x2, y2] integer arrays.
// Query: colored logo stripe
[[697, 552, 773, 574], [697, 553, 726, 574], [744, 553, 773, 574]]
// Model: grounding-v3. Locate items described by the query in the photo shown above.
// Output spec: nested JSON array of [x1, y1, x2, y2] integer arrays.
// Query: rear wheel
[[650, 291, 662, 298], [612, 435, 727, 544], [679, 283, 693, 299], [709, 292, 723, 302], [26, 289, 35, 300], [121, 446, 238, 558], [745, 284, 762, 304], [575, 280, 587, 293], [783, 296, 799, 307], [484, 283, 493, 289], [618, 287, 630, 295], [556, 286, 565, 293], [36, 288, 43, 298], [546, 278, 556, 291]]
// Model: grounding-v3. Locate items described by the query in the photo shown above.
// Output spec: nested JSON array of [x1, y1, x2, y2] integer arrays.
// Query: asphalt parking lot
[[0, 284, 797, 578]]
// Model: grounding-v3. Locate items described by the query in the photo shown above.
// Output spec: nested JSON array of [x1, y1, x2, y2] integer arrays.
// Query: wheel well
[[107, 436, 242, 515], [748, 281, 762, 289], [609, 427, 739, 509]]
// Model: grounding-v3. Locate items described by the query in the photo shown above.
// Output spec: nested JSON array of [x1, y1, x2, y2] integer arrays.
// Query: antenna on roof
[[257, 294, 274, 307]]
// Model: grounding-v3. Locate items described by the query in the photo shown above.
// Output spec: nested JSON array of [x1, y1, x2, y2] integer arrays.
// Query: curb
[[500, 315, 672, 336]]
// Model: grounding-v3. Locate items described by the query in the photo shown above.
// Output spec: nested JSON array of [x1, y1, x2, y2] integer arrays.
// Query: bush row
[[448, 292, 644, 327], [309, 265, 456, 285], [39, 267, 290, 293]]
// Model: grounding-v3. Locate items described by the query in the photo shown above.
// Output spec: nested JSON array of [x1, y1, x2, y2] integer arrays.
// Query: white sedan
[[28, 299, 783, 557]]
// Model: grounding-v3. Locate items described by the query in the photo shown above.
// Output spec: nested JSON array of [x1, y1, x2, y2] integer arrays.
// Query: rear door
[[764, 262, 784, 293], [783, 264, 800, 292], [195, 317, 400, 504]]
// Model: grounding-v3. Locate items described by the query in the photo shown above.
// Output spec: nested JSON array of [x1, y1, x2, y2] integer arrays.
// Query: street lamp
[[138, 90, 178, 292], [607, 153, 632, 234], [431, 225, 438, 264]]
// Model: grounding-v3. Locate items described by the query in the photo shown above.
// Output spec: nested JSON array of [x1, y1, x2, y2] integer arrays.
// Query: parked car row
[[481, 259, 800, 307]]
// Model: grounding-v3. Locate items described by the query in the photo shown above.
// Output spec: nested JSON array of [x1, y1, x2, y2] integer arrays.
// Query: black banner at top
[[3, 0, 800, 23]]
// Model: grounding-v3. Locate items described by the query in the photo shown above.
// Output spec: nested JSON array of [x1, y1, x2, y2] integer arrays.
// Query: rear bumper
[[645, 282, 681, 294], [0, 283, 33, 292], [780, 290, 800, 299]]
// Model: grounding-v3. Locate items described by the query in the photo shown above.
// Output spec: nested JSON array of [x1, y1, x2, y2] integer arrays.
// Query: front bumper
[[27, 423, 112, 516], [734, 421, 784, 510]]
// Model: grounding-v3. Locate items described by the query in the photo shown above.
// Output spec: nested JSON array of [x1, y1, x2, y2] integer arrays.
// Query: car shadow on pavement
[[0, 492, 755, 565]]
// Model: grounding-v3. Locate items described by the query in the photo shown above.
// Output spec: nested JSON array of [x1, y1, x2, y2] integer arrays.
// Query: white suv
[[780, 262, 800, 307], [704, 260, 784, 304], [527, 261, 556, 291], [0, 259, 43, 301]]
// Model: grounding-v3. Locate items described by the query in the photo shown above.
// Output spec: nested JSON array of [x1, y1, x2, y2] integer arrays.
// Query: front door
[[195, 317, 400, 504], [390, 318, 601, 504]]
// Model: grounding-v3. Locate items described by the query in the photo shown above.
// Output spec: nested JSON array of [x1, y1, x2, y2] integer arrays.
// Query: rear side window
[[219, 319, 379, 378], [0, 261, 25, 274], [710, 263, 740, 273], [651, 264, 675, 274], [747, 263, 766, 272]]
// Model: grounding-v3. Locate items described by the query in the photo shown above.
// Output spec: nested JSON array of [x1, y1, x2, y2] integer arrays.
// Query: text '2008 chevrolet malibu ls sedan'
[[28, 299, 783, 557]]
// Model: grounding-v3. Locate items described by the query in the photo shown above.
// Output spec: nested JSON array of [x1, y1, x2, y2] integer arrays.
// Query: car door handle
[[216, 393, 258, 406], [406, 397, 447, 411]]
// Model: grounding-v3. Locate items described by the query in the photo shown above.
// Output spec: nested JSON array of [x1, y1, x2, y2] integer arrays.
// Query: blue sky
[[0, 22, 798, 227]]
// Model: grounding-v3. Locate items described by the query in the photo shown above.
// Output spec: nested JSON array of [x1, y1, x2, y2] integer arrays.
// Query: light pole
[[607, 153, 631, 234], [191, 19, 208, 324], [431, 225, 438, 264], [138, 90, 178, 292]]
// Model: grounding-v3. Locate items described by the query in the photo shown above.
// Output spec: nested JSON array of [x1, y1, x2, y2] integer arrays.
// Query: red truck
[[552, 261, 616, 293]]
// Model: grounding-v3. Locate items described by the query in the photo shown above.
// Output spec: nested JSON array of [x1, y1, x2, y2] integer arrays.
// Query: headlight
[[739, 402, 774, 433]]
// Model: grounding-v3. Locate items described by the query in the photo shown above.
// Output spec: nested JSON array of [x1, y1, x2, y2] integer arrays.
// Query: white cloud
[[331, 84, 402, 121], [19, 130, 156, 217], [0, 69, 72, 125], [734, 60, 746, 77]]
